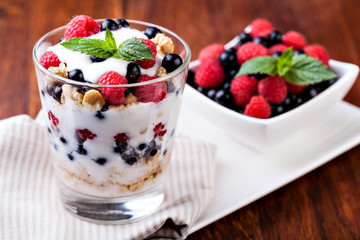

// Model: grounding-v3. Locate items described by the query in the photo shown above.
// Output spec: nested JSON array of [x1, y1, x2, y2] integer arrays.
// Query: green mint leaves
[[237, 47, 336, 85], [60, 28, 154, 61]]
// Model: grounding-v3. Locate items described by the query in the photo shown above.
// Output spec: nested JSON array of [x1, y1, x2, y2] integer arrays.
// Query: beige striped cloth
[[0, 115, 216, 240]]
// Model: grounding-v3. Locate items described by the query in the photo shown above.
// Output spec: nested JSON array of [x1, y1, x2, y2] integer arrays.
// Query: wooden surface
[[1, 0, 359, 239]]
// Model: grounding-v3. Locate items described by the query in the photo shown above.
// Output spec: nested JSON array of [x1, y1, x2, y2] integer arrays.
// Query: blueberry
[[68, 69, 85, 82], [124, 157, 137, 165], [162, 149, 168, 156], [166, 81, 176, 93], [59, 36, 65, 42], [90, 56, 106, 62], [101, 102, 110, 112], [144, 27, 162, 39], [115, 19, 130, 28], [60, 137, 67, 144], [77, 145, 87, 155], [293, 49, 305, 56], [268, 30, 282, 45], [46, 83, 63, 103], [238, 32, 252, 45], [114, 142, 128, 154], [67, 153, 74, 161], [225, 67, 240, 80], [138, 143, 147, 150], [270, 104, 285, 117], [162, 54, 183, 72], [94, 158, 107, 165], [253, 73, 267, 80], [186, 70, 195, 86], [95, 111, 105, 120], [125, 62, 141, 83], [121, 148, 139, 165], [307, 88, 318, 98], [272, 51, 283, 58], [219, 48, 238, 70], [253, 37, 271, 48], [101, 19, 119, 31], [144, 140, 157, 157], [222, 82, 231, 92], [214, 89, 233, 107], [196, 86, 207, 95], [124, 88, 132, 96], [207, 89, 216, 100]]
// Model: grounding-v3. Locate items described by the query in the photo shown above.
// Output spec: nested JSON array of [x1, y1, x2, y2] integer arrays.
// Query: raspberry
[[269, 44, 289, 55], [40, 51, 61, 69], [75, 129, 97, 140], [282, 31, 307, 49], [244, 96, 271, 119], [198, 43, 225, 63], [136, 39, 157, 69], [98, 71, 128, 105], [134, 75, 167, 103], [48, 111, 59, 127], [258, 75, 288, 104], [230, 75, 258, 106], [287, 82, 308, 94], [236, 42, 269, 65], [64, 15, 100, 40], [247, 19, 274, 38], [304, 44, 330, 67], [153, 122, 167, 138], [195, 60, 225, 88], [114, 133, 128, 143]]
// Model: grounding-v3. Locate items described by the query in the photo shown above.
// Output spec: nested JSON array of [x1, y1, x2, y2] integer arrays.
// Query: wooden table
[[1, 0, 359, 239]]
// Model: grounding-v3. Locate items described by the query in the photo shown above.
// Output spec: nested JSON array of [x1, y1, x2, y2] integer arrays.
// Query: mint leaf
[[277, 47, 293, 76], [284, 54, 337, 85], [114, 38, 154, 61], [105, 28, 117, 50], [61, 38, 116, 58], [236, 56, 277, 77]]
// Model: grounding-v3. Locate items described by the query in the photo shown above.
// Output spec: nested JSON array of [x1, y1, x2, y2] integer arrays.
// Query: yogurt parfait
[[33, 15, 191, 222]]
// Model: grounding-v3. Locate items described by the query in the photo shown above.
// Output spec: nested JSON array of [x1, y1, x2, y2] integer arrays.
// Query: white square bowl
[[184, 59, 359, 151]]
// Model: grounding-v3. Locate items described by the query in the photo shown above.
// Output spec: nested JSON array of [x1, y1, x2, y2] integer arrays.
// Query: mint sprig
[[236, 47, 336, 85], [60, 28, 154, 61]]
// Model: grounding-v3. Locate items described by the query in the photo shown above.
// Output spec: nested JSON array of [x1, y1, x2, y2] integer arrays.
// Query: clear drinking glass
[[32, 20, 191, 223]]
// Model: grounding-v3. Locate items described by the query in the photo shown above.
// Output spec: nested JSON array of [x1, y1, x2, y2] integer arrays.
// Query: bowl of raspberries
[[186, 19, 359, 150]]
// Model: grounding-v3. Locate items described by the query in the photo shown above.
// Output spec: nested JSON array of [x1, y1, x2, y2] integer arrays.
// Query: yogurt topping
[[48, 27, 163, 83]]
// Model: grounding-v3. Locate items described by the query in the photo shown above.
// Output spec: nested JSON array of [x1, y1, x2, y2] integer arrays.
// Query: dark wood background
[[1, 0, 359, 239]]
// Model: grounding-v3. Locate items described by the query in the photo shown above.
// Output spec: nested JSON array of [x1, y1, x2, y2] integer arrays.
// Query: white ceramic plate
[[186, 60, 359, 151], [175, 96, 360, 233]]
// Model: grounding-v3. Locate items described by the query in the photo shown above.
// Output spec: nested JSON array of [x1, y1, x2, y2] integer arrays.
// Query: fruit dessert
[[37, 15, 186, 197], [187, 19, 337, 119]]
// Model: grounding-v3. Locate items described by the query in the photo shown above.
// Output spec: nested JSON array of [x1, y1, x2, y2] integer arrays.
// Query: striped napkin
[[0, 114, 216, 240]]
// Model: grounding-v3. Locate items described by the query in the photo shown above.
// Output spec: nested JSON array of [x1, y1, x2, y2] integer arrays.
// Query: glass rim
[[32, 19, 191, 88]]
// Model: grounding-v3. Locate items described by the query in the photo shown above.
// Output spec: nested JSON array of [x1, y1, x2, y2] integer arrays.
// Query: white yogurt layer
[[48, 28, 162, 83]]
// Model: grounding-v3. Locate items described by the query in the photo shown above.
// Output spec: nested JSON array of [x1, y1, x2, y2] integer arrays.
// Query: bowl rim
[[32, 19, 191, 88], [187, 59, 359, 125]]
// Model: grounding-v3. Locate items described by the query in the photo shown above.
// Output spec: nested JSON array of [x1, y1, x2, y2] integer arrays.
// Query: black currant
[[186, 70, 195, 86], [144, 27, 162, 39], [126, 62, 141, 83], [214, 89, 232, 106], [162, 53, 183, 72], [293, 49, 305, 56], [101, 19, 119, 31], [207, 89, 217, 100]]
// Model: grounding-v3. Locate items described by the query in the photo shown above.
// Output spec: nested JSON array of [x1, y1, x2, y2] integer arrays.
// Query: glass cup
[[32, 20, 191, 223]]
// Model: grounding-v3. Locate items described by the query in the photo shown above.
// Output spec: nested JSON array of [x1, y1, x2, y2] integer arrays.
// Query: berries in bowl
[[185, 19, 359, 151]]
